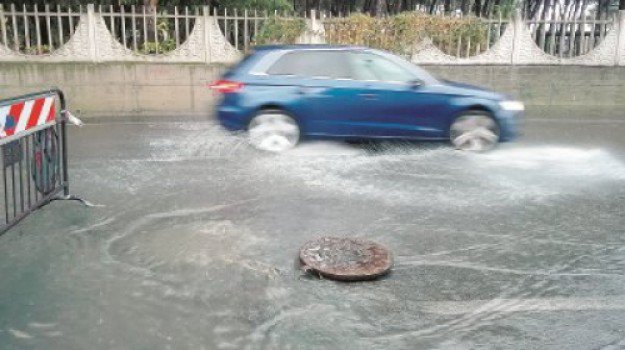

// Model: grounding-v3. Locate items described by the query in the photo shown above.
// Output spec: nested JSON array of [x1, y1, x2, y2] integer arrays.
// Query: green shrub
[[22, 45, 52, 55], [219, 0, 292, 12], [427, 16, 489, 57], [141, 39, 176, 54], [254, 16, 307, 45], [140, 17, 178, 54], [324, 12, 490, 57]]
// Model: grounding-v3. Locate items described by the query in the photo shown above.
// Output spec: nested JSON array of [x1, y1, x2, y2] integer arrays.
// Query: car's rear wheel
[[450, 111, 500, 152], [248, 110, 300, 152]]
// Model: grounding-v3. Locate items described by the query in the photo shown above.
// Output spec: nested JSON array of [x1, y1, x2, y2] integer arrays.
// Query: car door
[[263, 50, 371, 137], [299, 77, 370, 137], [347, 51, 453, 138]]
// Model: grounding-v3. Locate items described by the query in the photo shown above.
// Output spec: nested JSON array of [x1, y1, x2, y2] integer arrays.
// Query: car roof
[[252, 44, 369, 52]]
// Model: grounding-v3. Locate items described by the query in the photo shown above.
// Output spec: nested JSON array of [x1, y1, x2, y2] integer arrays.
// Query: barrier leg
[[61, 118, 69, 197]]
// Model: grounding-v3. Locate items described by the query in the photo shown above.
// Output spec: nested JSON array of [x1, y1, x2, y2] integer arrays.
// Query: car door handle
[[358, 93, 378, 100], [297, 86, 323, 95], [296, 87, 329, 98]]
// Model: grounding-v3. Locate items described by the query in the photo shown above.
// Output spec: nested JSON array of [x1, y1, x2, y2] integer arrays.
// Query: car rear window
[[222, 51, 256, 78], [266, 51, 351, 79]]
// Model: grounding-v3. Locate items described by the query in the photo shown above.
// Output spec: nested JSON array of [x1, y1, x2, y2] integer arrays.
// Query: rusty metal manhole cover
[[299, 237, 393, 281]]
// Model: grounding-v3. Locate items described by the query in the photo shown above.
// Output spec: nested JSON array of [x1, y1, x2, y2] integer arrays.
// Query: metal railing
[[215, 8, 273, 53], [99, 5, 198, 55], [0, 4, 82, 55], [527, 14, 613, 57], [0, 89, 71, 234]]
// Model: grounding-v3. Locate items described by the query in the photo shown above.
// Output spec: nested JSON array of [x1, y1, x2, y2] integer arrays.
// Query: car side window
[[266, 51, 351, 79], [349, 52, 415, 83]]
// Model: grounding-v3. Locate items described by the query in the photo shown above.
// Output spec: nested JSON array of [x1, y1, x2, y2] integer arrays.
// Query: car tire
[[248, 109, 300, 152], [449, 111, 500, 152]]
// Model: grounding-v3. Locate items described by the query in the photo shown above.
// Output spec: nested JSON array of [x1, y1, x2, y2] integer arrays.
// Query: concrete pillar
[[310, 9, 317, 30], [301, 9, 325, 44], [203, 6, 211, 64], [617, 10, 625, 66], [86, 4, 98, 62], [510, 9, 523, 65]]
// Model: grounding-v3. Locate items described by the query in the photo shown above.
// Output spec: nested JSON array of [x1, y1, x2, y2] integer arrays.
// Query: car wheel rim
[[450, 115, 499, 152], [248, 113, 300, 152]]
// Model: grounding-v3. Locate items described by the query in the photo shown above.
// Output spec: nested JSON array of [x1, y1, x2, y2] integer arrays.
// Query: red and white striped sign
[[0, 96, 56, 139]]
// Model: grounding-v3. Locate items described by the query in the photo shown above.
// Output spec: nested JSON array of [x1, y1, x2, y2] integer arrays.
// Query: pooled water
[[2, 121, 625, 349]]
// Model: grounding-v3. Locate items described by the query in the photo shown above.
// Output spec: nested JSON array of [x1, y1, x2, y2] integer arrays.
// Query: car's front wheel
[[248, 110, 300, 152], [450, 111, 500, 152]]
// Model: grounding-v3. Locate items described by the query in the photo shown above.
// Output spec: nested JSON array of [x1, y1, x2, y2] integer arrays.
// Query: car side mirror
[[409, 79, 424, 89]]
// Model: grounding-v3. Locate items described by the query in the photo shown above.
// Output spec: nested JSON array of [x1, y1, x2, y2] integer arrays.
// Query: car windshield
[[374, 50, 439, 84]]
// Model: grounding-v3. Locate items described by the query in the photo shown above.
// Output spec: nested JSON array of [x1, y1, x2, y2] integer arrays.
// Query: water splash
[[254, 143, 625, 207]]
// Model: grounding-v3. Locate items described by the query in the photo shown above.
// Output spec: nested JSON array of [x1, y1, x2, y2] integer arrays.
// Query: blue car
[[212, 45, 523, 152]]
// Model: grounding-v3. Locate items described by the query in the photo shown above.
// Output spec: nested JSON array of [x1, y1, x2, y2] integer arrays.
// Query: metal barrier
[[0, 89, 80, 234]]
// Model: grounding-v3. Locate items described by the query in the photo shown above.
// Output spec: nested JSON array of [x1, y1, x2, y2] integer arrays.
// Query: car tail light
[[208, 80, 243, 94]]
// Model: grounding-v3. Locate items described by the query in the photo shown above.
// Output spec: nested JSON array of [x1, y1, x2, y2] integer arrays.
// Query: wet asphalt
[[0, 106, 624, 349]]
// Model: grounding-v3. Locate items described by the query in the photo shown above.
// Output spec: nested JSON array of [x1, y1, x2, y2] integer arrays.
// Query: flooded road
[[1, 108, 625, 349]]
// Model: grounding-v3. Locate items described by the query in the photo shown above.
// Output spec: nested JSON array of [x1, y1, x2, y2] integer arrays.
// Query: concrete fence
[[0, 5, 624, 66], [0, 4, 239, 64]]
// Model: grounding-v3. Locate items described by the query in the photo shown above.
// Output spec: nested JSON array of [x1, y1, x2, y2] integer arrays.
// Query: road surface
[[1, 107, 624, 349]]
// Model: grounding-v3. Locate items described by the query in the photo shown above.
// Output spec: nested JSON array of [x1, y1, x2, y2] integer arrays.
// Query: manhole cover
[[299, 237, 393, 281]]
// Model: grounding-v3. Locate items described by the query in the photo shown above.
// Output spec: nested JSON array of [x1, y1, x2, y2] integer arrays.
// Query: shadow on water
[[342, 139, 451, 155], [287, 138, 452, 157]]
